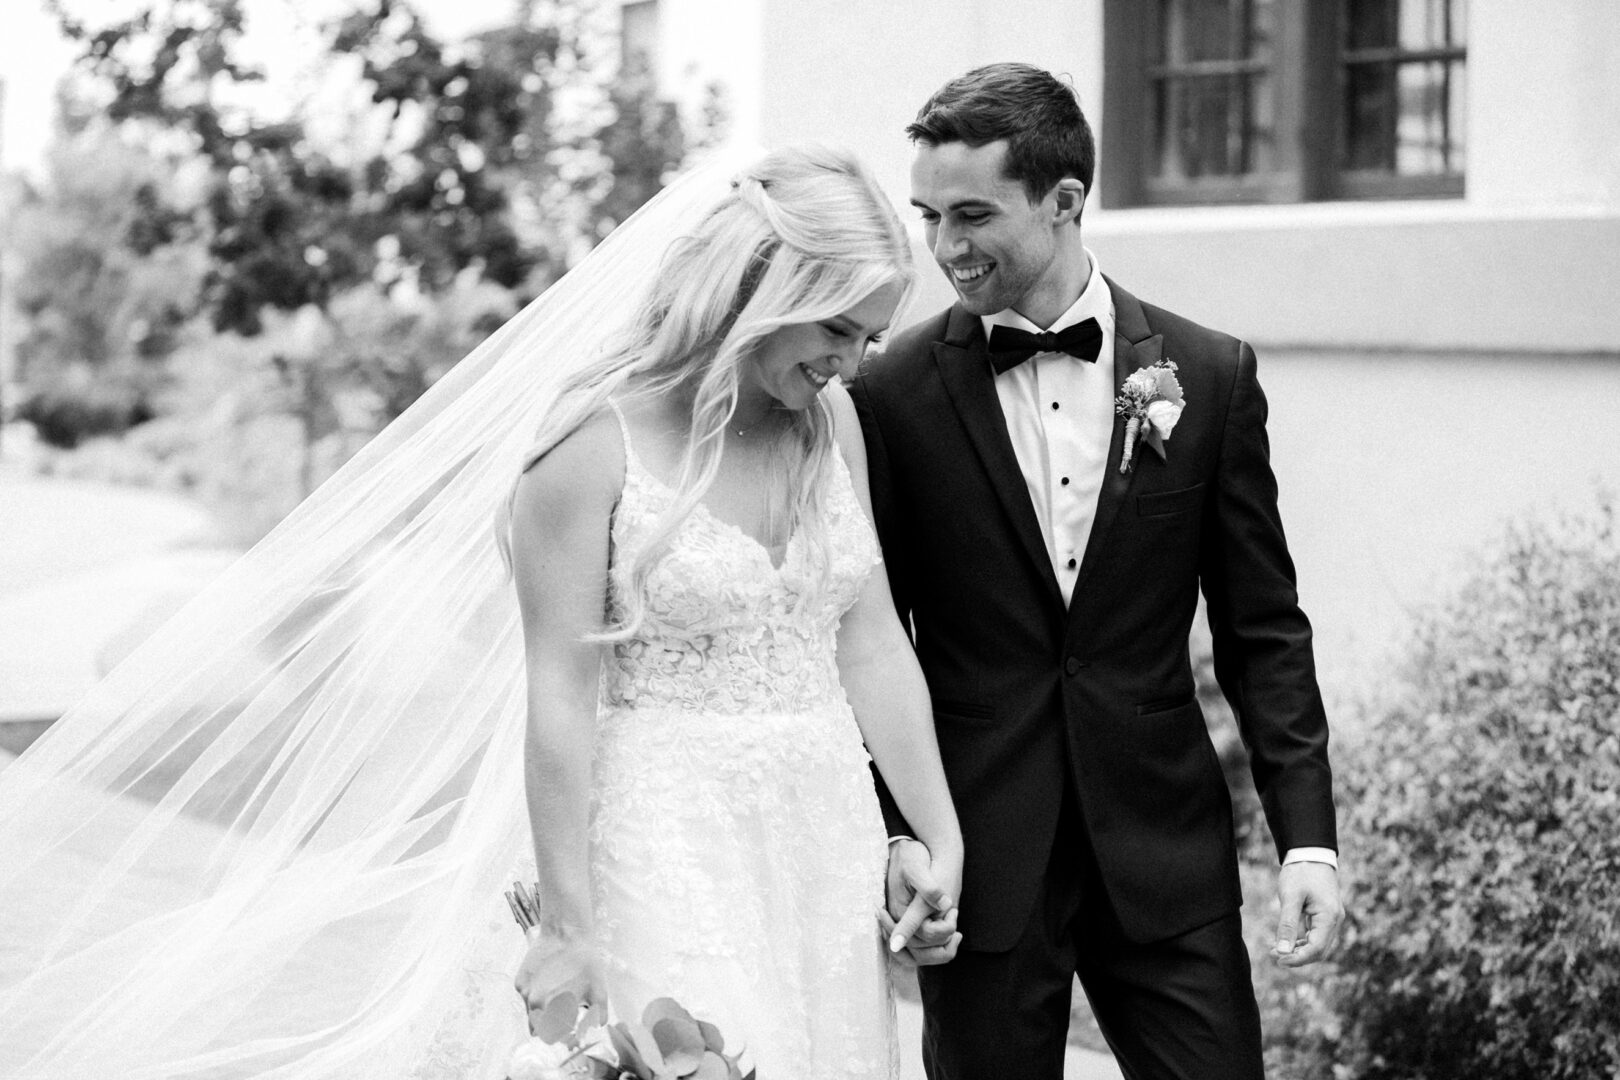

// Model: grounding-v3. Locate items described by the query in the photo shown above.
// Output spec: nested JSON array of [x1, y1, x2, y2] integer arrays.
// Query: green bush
[[18, 372, 154, 448], [1325, 497, 1620, 1078]]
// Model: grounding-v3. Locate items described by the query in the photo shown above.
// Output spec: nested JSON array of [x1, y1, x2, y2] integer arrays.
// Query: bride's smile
[[739, 279, 903, 418]]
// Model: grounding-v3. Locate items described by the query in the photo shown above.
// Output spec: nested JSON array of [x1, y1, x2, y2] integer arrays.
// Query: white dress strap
[[604, 398, 639, 474]]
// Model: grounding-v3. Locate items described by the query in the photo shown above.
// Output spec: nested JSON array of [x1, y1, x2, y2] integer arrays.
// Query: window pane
[[1346, 0, 1398, 50], [1343, 61, 1396, 170], [1158, 0, 1276, 63], [621, 0, 658, 73], [1153, 72, 1274, 179], [1344, 58, 1465, 175], [1340, 0, 1466, 182], [1393, 60, 1466, 173], [1398, 0, 1459, 49], [1347, 0, 1465, 51], [1149, 0, 1276, 182]]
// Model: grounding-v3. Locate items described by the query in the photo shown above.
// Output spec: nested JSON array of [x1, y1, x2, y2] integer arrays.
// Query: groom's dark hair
[[907, 63, 1095, 206]]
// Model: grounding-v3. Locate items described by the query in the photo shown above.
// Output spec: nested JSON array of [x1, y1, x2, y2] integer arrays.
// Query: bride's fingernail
[[889, 933, 905, 952]]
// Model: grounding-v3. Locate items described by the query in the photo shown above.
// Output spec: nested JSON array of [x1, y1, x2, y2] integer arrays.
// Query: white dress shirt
[[982, 251, 1337, 872], [984, 249, 1116, 605]]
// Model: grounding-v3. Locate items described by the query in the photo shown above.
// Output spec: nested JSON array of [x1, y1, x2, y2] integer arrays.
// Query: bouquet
[[507, 882, 755, 1080]]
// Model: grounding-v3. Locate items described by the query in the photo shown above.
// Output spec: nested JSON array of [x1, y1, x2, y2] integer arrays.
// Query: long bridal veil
[[0, 150, 748, 1079]]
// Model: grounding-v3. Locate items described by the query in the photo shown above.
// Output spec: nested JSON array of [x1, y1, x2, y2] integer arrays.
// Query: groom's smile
[[950, 263, 993, 284], [909, 139, 1079, 325]]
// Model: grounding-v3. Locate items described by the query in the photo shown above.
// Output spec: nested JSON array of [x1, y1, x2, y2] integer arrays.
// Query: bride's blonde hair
[[499, 143, 914, 637]]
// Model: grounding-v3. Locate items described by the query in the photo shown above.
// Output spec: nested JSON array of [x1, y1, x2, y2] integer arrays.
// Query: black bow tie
[[986, 317, 1103, 374]]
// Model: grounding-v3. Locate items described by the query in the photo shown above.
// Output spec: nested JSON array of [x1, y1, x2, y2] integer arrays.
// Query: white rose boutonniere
[[1115, 359, 1185, 474]]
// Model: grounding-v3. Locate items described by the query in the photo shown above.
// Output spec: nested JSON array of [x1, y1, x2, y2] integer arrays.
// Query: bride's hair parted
[[497, 143, 915, 637]]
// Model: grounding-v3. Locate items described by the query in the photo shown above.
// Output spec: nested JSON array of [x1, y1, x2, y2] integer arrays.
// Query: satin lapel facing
[[1069, 304, 1164, 607], [929, 310, 1065, 608]]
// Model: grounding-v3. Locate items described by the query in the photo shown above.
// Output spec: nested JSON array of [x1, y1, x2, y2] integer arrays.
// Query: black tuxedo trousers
[[850, 280, 1335, 1078]]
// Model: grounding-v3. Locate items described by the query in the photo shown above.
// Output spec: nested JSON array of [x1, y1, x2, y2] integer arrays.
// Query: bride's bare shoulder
[[823, 381, 868, 469], [511, 408, 626, 527]]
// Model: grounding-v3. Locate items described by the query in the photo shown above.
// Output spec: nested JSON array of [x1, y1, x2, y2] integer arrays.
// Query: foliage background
[[5, 0, 706, 540]]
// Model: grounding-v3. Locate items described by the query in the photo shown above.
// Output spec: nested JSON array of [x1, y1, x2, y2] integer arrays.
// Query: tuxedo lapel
[[1070, 280, 1163, 607], [930, 306, 1065, 608]]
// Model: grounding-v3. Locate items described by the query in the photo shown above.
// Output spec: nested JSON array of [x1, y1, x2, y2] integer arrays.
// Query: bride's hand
[[880, 838, 963, 966], [514, 930, 607, 1026]]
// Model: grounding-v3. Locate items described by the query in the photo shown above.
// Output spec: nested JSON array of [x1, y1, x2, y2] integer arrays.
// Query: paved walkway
[[0, 457, 241, 723]]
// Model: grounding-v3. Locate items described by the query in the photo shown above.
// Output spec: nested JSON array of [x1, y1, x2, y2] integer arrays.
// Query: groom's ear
[[1051, 179, 1086, 226]]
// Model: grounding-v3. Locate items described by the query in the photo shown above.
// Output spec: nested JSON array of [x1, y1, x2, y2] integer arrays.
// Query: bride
[[505, 143, 961, 1075], [0, 145, 960, 1079]]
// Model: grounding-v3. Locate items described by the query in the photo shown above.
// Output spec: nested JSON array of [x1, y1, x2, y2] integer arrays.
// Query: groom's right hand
[[882, 838, 962, 966]]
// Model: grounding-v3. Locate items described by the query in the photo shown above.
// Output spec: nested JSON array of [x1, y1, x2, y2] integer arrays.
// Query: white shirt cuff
[[1282, 846, 1338, 869]]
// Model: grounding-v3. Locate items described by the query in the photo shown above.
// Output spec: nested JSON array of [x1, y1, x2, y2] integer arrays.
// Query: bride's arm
[[507, 413, 621, 1004], [825, 384, 964, 948]]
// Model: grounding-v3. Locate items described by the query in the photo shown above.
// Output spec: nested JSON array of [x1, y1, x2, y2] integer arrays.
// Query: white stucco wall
[[1086, 205, 1620, 353], [1259, 350, 1620, 706], [1466, 0, 1620, 208]]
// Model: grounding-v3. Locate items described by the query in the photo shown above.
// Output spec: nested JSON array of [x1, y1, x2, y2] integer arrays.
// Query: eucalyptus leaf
[[689, 1051, 731, 1080], [627, 1021, 668, 1073], [651, 1019, 705, 1074], [651, 1016, 705, 1054], [641, 997, 697, 1029]]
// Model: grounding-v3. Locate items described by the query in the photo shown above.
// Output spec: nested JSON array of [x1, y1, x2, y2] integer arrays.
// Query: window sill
[[1087, 198, 1616, 235]]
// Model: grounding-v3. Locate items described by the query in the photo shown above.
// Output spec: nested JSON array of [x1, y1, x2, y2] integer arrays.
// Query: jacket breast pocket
[[1136, 482, 1205, 518]]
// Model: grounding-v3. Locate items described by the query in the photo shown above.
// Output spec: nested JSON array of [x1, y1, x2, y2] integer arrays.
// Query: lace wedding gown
[[582, 408, 897, 1076]]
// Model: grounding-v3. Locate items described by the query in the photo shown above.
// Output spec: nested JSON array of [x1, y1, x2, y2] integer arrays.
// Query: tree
[[33, 0, 698, 503], [584, 58, 687, 242], [7, 106, 208, 447]]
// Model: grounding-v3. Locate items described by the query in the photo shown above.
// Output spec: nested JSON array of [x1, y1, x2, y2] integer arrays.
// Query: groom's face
[[910, 139, 1061, 318]]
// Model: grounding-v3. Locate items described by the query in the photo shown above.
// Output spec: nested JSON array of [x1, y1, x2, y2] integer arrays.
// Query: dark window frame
[[1101, 0, 1465, 207]]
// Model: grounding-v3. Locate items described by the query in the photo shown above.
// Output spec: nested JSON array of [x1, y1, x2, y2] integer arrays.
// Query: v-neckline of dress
[[616, 424, 796, 574]]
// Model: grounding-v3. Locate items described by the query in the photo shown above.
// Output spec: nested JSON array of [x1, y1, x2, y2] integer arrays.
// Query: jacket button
[[1065, 656, 1081, 676]]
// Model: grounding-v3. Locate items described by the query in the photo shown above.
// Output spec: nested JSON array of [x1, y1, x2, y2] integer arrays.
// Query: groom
[[851, 64, 1342, 1079]]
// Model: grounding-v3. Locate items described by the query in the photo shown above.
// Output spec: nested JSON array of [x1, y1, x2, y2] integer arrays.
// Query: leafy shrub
[[18, 372, 154, 448], [1325, 497, 1620, 1078]]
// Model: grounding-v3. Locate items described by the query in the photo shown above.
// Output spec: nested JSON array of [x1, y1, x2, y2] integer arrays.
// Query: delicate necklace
[[733, 408, 775, 438]]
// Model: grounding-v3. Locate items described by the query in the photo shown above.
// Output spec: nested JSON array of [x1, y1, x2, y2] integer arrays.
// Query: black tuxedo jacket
[[849, 279, 1336, 951]]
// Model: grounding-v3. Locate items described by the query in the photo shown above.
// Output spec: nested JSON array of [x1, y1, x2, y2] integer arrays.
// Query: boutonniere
[[1115, 359, 1184, 474]]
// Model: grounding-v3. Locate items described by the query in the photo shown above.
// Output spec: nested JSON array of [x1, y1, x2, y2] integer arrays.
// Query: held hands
[[1271, 860, 1345, 968], [879, 837, 963, 966], [514, 929, 607, 1028]]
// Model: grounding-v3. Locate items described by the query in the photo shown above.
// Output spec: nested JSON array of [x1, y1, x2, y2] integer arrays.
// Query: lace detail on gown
[[589, 403, 897, 1078]]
